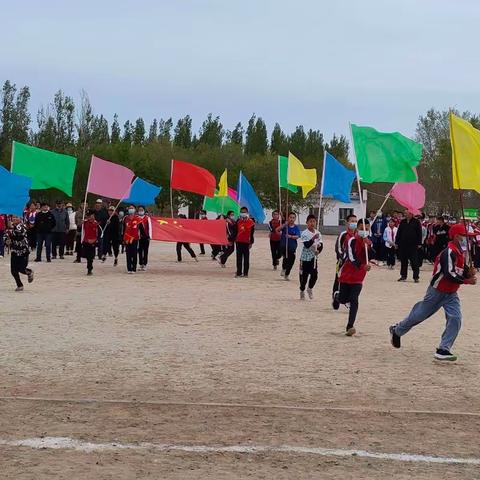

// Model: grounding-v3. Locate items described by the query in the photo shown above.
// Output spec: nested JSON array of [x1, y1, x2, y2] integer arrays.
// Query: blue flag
[[236, 172, 265, 223], [123, 177, 162, 206], [0, 165, 32, 216], [322, 153, 356, 203]]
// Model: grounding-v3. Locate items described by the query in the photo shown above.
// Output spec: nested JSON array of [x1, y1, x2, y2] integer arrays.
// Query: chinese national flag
[[150, 217, 228, 244], [171, 159, 216, 197]]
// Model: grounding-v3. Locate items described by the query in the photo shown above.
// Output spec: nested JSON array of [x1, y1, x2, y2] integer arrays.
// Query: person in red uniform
[[268, 210, 282, 270], [137, 205, 151, 271], [333, 218, 372, 336], [82, 209, 99, 276], [123, 205, 141, 273], [235, 206, 255, 278], [390, 223, 477, 361]]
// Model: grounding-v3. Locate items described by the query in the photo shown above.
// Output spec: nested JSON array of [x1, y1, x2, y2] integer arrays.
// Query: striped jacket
[[339, 235, 370, 284], [431, 241, 473, 293]]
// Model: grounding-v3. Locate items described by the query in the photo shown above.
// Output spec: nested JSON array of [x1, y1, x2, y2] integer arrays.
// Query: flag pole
[[285, 153, 290, 262], [349, 123, 369, 262], [80, 156, 93, 241], [278, 156, 282, 216], [318, 150, 327, 225], [10, 141, 16, 172], [170, 159, 174, 218]]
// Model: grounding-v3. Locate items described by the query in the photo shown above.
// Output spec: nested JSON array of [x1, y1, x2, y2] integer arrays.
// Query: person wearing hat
[[81, 209, 99, 275], [390, 223, 477, 361], [65, 203, 77, 256], [51, 200, 69, 259]]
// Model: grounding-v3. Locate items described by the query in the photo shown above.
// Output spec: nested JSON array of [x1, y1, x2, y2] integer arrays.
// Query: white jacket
[[383, 226, 397, 248], [68, 211, 77, 231]]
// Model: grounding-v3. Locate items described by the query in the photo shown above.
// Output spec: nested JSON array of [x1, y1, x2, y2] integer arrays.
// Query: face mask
[[358, 230, 369, 238], [377, 213, 382, 218], [118, 212, 124, 218], [67, 208, 73, 213], [200, 214, 206, 219], [240, 213, 248, 219], [138, 211, 145, 216], [128, 209, 135, 215], [459, 238, 468, 251], [348, 223, 357, 230], [229, 215, 235, 220]]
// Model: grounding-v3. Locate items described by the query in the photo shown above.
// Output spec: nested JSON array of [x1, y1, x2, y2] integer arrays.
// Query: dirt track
[[1, 234, 479, 479]]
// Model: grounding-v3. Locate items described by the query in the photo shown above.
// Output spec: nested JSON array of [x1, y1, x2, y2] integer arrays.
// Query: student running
[[299, 214, 323, 300]]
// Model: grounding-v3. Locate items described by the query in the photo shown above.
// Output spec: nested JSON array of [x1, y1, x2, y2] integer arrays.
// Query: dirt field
[[1, 233, 479, 479]]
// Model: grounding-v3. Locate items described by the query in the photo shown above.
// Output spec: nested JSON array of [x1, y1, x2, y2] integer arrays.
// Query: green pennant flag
[[203, 190, 240, 216], [11, 141, 77, 196], [278, 155, 298, 193], [351, 125, 422, 184]]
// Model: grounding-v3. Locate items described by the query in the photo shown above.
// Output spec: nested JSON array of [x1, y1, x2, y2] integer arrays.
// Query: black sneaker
[[73, 259, 81, 263], [87, 270, 93, 276], [27, 271, 34, 284], [46, 258, 51, 263], [332, 291, 340, 310], [434, 349, 457, 362], [397, 277, 406, 282], [34, 259, 41, 262], [389, 325, 401, 348], [414, 278, 419, 283]]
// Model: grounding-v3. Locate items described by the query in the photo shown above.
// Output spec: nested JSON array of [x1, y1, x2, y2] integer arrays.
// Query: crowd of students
[[1, 202, 478, 362]]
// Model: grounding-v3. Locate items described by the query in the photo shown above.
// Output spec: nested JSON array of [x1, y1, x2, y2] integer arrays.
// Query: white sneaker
[[300, 291, 305, 300], [280, 269, 285, 277], [284, 275, 290, 281], [307, 288, 313, 299]]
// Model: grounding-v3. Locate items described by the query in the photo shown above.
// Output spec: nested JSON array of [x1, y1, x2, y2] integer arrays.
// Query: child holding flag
[[299, 214, 323, 300], [332, 214, 357, 298], [390, 223, 477, 361], [123, 205, 141, 274], [333, 219, 372, 336], [278, 212, 301, 281], [235, 207, 255, 278], [268, 210, 282, 270], [82, 209, 98, 276]]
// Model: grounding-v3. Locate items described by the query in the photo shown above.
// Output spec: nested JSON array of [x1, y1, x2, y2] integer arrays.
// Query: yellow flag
[[450, 113, 480, 192], [218, 169, 228, 196], [287, 152, 317, 198]]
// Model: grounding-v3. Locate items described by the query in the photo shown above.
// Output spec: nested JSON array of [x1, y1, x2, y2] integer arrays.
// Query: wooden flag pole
[[80, 155, 93, 241], [278, 156, 282, 215], [170, 159, 174, 218], [318, 150, 327, 225]]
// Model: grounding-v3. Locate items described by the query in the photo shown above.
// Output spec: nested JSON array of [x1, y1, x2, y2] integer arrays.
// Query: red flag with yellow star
[[150, 217, 228, 244]]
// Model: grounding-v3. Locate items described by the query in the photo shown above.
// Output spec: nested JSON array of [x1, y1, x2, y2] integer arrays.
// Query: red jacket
[[236, 218, 255, 244], [123, 215, 141, 243], [0, 214, 6, 231], [82, 219, 98, 243], [139, 215, 151, 238], [431, 241, 474, 293], [339, 235, 371, 284], [269, 219, 281, 242]]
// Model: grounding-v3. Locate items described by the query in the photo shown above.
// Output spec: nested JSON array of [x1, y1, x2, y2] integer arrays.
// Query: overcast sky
[[2, 0, 479, 142]]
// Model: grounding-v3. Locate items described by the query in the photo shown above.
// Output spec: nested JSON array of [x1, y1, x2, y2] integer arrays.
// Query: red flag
[[171, 160, 216, 197], [150, 217, 228, 244]]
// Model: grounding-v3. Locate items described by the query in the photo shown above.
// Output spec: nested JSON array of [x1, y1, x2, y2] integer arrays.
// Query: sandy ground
[[1, 233, 479, 479]]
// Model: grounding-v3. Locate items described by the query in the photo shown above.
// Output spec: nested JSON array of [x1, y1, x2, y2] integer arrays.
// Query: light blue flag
[[0, 165, 32, 216], [322, 153, 356, 203], [236, 172, 265, 223], [123, 177, 162, 206]]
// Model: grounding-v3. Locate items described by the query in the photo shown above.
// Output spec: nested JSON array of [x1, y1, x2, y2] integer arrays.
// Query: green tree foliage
[[173, 115, 192, 148], [245, 114, 268, 155], [270, 123, 288, 155], [133, 117, 146, 145], [198, 113, 223, 147], [148, 118, 158, 143], [158, 118, 173, 144], [288, 125, 306, 158], [111, 114, 121, 143]]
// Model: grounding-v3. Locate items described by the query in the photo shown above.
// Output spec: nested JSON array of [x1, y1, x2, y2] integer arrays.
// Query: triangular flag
[[287, 152, 317, 198]]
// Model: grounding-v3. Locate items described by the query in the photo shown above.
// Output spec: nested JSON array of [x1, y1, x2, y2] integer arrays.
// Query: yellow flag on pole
[[450, 112, 480, 192], [287, 151, 317, 198], [218, 169, 228, 196]]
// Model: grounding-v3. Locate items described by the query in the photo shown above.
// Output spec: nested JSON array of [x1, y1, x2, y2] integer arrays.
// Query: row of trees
[[0, 79, 478, 215]]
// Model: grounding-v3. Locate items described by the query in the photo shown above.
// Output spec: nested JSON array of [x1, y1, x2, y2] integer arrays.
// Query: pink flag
[[87, 156, 135, 199], [391, 182, 425, 215], [227, 187, 237, 201]]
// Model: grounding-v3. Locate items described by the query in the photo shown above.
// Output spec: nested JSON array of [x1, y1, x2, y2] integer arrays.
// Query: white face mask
[[138, 211, 145, 216], [67, 208, 73, 213], [240, 213, 248, 219], [358, 230, 369, 238], [348, 222, 357, 230], [128, 209, 135, 215]]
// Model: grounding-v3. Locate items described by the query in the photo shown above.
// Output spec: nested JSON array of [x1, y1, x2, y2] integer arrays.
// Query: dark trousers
[[199, 243, 206, 255], [386, 247, 396, 267], [299, 259, 318, 291], [0, 230, 4, 256], [282, 247, 296, 276], [82, 243, 95, 272], [338, 283, 363, 330], [52, 232, 66, 258], [75, 230, 82, 261], [126, 241, 138, 272], [372, 240, 384, 261], [176, 242, 196, 261], [270, 240, 281, 267], [11, 254, 31, 287], [236, 242, 250, 276], [399, 247, 419, 280], [139, 238, 150, 266], [332, 259, 343, 296], [220, 243, 235, 265], [102, 234, 120, 259], [211, 244, 222, 258], [36, 232, 52, 261], [66, 230, 76, 252], [27, 229, 37, 251]]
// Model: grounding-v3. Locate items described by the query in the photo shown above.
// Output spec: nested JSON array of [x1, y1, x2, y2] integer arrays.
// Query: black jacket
[[396, 218, 422, 249], [35, 211, 56, 234]]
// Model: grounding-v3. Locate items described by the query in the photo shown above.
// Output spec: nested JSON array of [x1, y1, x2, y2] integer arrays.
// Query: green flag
[[351, 125, 422, 183], [11, 141, 77, 196], [278, 155, 298, 193], [203, 190, 240, 216]]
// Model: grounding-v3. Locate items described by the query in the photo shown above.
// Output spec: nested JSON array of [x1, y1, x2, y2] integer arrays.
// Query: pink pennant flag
[[87, 155, 135, 199], [390, 182, 425, 215], [227, 187, 237, 201]]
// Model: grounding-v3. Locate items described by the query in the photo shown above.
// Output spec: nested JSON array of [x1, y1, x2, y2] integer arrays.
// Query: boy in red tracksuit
[[82, 209, 99, 276], [123, 205, 141, 273], [268, 210, 282, 270], [137, 206, 151, 271], [334, 218, 372, 336], [235, 206, 255, 278], [390, 223, 477, 361]]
